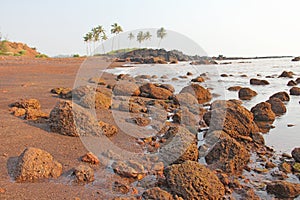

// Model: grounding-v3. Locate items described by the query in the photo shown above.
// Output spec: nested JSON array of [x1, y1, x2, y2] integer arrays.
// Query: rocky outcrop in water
[[118, 49, 216, 64], [238, 87, 257, 100]]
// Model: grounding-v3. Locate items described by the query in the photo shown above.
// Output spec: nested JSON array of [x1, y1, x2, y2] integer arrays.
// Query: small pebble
[[287, 124, 295, 127], [0, 188, 6, 194]]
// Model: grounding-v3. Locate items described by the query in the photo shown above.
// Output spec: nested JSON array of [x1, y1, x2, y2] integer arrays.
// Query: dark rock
[[113, 181, 131, 194], [159, 84, 175, 93], [204, 131, 250, 174], [203, 100, 259, 141], [290, 87, 300, 95], [98, 121, 118, 137], [292, 148, 300, 162], [250, 78, 270, 85], [292, 57, 300, 62], [279, 71, 294, 78], [251, 102, 276, 122], [164, 161, 225, 200], [88, 77, 106, 85], [159, 126, 198, 164], [266, 180, 300, 198], [228, 86, 242, 91], [221, 74, 228, 77], [180, 84, 212, 104], [112, 160, 145, 180], [142, 187, 173, 200], [287, 80, 298, 86], [191, 76, 205, 83], [266, 98, 287, 115], [186, 72, 193, 76], [172, 107, 198, 126], [296, 78, 300, 84], [238, 88, 257, 100], [51, 87, 71, 95], [14, 147, 62, 182], [71, 86, 112, 109], [73, 164, 94, 183], [113, 81, 140, 96], [49, 100, 101, 137], [24, 108, 48, 120], [81, 152, 100, 165], [10, 99, 41, 110], [140, 83, 173, 100], [269, 91, 290, 101]]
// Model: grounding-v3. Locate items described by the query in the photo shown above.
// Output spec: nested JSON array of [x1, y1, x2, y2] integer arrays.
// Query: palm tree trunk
[[111, 37, 115, 51], [102, 43, 105, 54], [158, 39, 162, 48]]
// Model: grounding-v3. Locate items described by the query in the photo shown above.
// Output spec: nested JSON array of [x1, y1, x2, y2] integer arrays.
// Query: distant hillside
[[0, 40, 44, 57]]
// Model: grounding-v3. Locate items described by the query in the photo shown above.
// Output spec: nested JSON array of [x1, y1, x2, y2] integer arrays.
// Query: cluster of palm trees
[[83, 23, 123, 55], [83, 25, 168, 56], [128, 27, 167, 48]]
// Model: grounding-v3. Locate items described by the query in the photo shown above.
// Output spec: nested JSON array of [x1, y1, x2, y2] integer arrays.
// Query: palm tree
[[157, 27, 167, 48], [128, 32, 135, 48], [111, 23, 123, 51], [144, 31, 152, 48], [137, 31, 145, 48], [87, 32, 93, 56], [101, 33, 108, 54], [83, 33, 90, 56], [92, 27, 99, 54]]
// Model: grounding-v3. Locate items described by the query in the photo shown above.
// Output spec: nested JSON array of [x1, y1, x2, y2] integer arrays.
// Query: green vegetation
[[83, 25, 167, 56], [84, 25, 108, 56], [0, 40, 8, 54], [35, 54, 48, 58], [157, 27, 167, 48], [105, 48, 139, 55], [73, 54, 80, 57], [110, 23, 123, 51]]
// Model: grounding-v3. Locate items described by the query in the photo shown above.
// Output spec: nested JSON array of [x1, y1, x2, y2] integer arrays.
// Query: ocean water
[[105, 58, 300, 154]]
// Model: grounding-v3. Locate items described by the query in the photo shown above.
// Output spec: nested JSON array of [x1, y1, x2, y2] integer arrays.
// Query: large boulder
[[279, 71, 294, 78], [71, 86, 112, 109], [204, 131, 250, 174], [164, 161, 225, 200], [290, 87, 300, 95], [266, 98, 286, 115], [251, 102, 276, 122], [250, 78, 270, 85], [14, 147, 62, 182], [180, 84, 212, 104], [292, 148, 300, 162], [287, 80, 297, 86], [159, 126, 198, 165], [269, 91, 290, 101], [140, 83, 173, 100], [113, 81, 140, 96], [203, 100, 259, 141], [49, 100, 101, 137], [292, 57, 300, 62], [238, 88, 257, 100], [266, 181, 300, 198], [142, 187, 173, 200]]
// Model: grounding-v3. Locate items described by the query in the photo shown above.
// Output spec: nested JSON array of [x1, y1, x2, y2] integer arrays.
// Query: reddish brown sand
[[0, 56, 134, 199]]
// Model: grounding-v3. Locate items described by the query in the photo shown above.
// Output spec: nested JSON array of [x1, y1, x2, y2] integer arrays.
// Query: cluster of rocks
[[9, 99, 48, 121], [117, 48, 217, 65], [9, 67, 300, 199]]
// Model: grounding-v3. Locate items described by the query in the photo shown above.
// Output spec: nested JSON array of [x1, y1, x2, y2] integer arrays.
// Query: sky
[[0, 0, 299, 57]]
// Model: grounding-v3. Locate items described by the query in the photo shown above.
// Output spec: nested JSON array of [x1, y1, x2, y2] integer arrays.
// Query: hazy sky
[[1, 0, 299, 57]]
